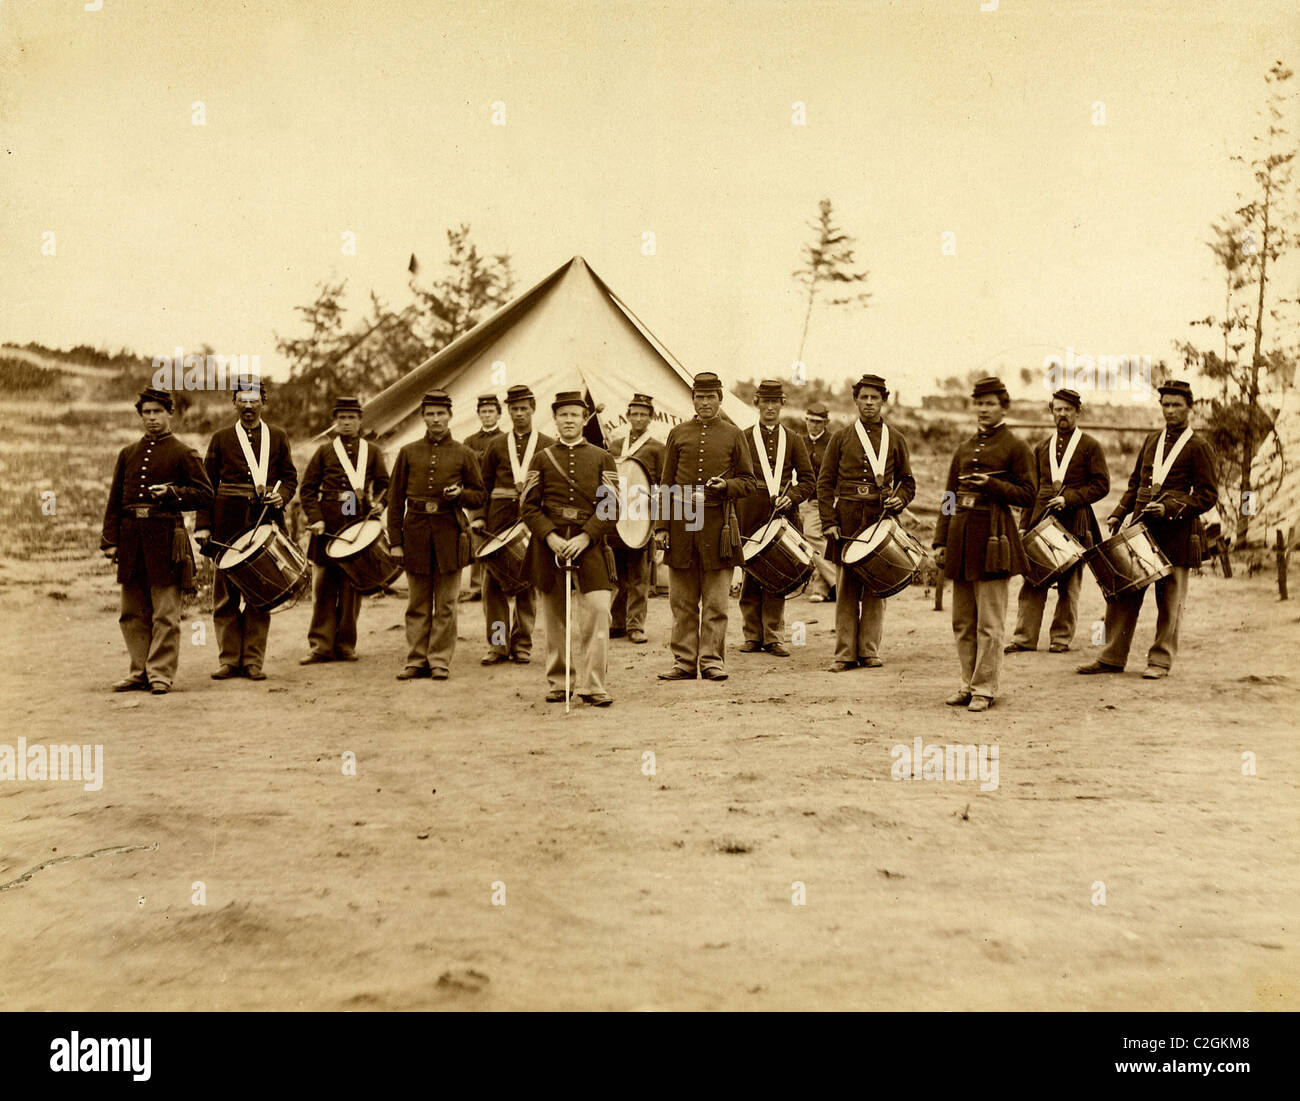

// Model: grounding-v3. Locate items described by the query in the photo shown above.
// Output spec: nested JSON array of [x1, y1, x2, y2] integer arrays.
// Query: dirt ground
[[0, 550, 1296, 1011]]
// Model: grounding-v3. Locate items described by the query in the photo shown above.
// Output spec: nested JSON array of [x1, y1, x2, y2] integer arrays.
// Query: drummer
[[608, 393, 665, 645], [816, 373, 915, 672], [520, 391, 620, 706], [1078, 379, 1218, 679], [471, 384, 553, 665], [194, 381, 298, 681], [387, 390, 486, 680], [736, 380, 815, 657], [460, 394, 505, 603], [100, 387, 213, 694], [798, 401, 837, 603], [1005, 388, 1109, 654], [931, 376, 1036, 711], [298, 396, 390, 664]]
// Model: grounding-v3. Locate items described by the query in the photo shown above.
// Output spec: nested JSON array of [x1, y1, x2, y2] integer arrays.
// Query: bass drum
[[325, 518, 402, 595], [1084, 522, 1173, 601], [217, 524, 309, 610], [841, 516, 928, 598], [611, 455, 653, 550], [742, 517, 814, 596]]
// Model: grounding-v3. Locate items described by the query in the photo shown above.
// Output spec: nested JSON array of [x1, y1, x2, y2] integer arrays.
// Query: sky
[[2, 0, 1297, 403]]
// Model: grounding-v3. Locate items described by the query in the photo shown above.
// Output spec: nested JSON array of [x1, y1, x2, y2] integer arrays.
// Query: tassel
[[985, 536, 999, 574], [998, 535, 1011, 572]]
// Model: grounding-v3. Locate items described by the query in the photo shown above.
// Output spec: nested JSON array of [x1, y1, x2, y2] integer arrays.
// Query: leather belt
[[490, 487, 519, 499], [553, 507, 590, 523], [122, 504, 168, 519], [406, 497, 447, 514], [839, 483, 881, 499], [216, 484, 258, 498]]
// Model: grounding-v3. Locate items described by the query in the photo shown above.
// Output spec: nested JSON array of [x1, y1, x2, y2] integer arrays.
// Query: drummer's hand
[[654, 531, 670, 551], [442, 483, 462, 500], [470, 518, 487, 533], [1107, 516, 1122, 533], [263, 489, 284, 508], [773, 495, 792, 512], [1046, 495, 1066, 512], [148, 483, 171, 499], [824, 525, 841, 540], [1143, 502, 1165, 519], [194, 529, 210, 546], [308, 521, 326, 535], [932, 546, 945, 569], [390, 545, 403, 560], [882, 495, 903, 512], [101, 545, 116, 560], [705, 476, 726, 493], [964, 472, 990, 487], [366, 505, 384, 519]]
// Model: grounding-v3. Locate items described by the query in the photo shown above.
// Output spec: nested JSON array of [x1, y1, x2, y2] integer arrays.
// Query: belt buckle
[[561, 507, 579, 521], [957, 493, 979, 510], [856, 485, 871, 497], [338, 491, 354, 502], [132, 506, 151, 518], [424, 501, 438, 514]]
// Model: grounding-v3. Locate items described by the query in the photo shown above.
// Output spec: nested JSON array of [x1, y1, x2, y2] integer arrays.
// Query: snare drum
[[325, 518, 402, 595], [841, 516, 929, 598], [475, 521, 532, 596], [612, 456, 653, 551], [1083, 522, 1173, 601], [1021, 515, 1086, 588], [216, 524, 309, 610], [742, 517, 815, 596]]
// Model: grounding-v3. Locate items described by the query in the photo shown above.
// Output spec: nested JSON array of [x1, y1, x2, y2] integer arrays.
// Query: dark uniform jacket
[[816, 419, 916, 564], [521, 439, 619, 594], [387, 433, 485, 575], [735, 424, 816, 536], [196, 422, 298, 546], [480, 429, 556, 534], [655, 416, 758, 570], [300, 436, 391, 565], [465, 427, 504, 457], [933, 422, 1036, 581], [101, 432, 213, 586], [1110, 427, 1217, 568], [1020, 430, 1109, 548], [801, 429, 833, 477]]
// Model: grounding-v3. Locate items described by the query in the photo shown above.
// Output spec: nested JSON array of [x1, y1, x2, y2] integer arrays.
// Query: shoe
[[945, 691, 972, 706], [1142, 666, 1169, 679], [827, 660, 854, 673], [700, 667, 729, 681], [609, 627, 627, 639], [299, 654, 332, 665], [627, 630, 648, 644], [111, 676, 149, 692], [545, 689, 567, 702], [1048, 644, 1069, 654], [430, 668, 449, 680], [509, 653, 531, 664], [210, 665, 238, 680], [1004, 643, 1033, 653], [457, 592, 478, 603], [335, 651, 359, 662], [827, 586, 836, 602], [150, 682, 170, 695], [396, 666, 430, 681], [481, 652, 509, 665], [809, 594, 826, 604], [860, 656, 883, 668], [585, 693, 614, 707], [967, 696, 992, 712], [739, 640, 763, 653], [244, 667, 267, 681], [766, 643, 790, 657], [658, 667, 697, 681], [1077, 661, 1123, 675]]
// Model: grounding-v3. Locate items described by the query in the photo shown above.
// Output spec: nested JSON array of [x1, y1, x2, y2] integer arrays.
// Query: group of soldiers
[[101, 370, 1218, 710]]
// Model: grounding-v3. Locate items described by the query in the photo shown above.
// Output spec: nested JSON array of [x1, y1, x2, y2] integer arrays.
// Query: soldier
[[387, 390, 485, 680], [736, 380, 815, 657], [195, 382, 298, 681], [817, 373, 916, 672], [1006, 388, 1109, 654], [471, 384, 554, 665], [654, 372, 758, 681], [521, 391, 620, 707], [932, 376, 1036, 711], [298, 396, 390, 664], [1078, 379, 1218, 679], [799, 401, 837, 603], [461, 394, 504, 602], [608, 393, 665, 644], [100, 387, 213, 694]]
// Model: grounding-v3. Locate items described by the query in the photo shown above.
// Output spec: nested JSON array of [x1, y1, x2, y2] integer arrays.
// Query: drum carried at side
[[1083, 521, 1173, 601], [841, 516, 929, 598], [611, 455, 653, 551], [1021, 515, 1086, 588], [475, 521, 532, 596], [217, 524, 309, 610], [742, 517, 815, 596], [325, 518, 402, 595]]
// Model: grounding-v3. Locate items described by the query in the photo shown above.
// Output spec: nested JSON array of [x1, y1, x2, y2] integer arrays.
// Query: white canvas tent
[[359, 256, 753, 450]]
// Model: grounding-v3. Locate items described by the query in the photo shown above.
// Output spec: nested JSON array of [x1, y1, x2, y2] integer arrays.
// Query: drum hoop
[[743, 518, 785, 560], [218, 524, 276, 568], [479, 522, 529, 558], [326, 518, 383, 558]]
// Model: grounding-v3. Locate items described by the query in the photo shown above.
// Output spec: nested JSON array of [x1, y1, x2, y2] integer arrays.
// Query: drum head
[[326, 518, 383, 558], [478, 522, 528, 559], [616, 458, 653, 550], [218, 525, 274, 568], [843, 518, 892, 564], [743, 519, 784, 561]]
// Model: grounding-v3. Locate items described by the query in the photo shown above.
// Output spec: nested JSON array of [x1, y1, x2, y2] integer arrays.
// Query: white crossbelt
[[620, 431, 651, 461], [509, 430, 540, 486], [853, 419, 889, 483], [1152, 426, 1192, 490], [332, 436, 368, 493], [1048, 427, 1082, 488], [752, 424, 787, 496], [235, 423, 270, 488]]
